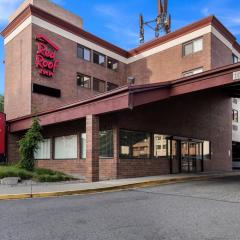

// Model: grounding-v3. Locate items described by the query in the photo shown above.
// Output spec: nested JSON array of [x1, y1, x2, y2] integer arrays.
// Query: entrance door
[[181, 141, 203, 173]]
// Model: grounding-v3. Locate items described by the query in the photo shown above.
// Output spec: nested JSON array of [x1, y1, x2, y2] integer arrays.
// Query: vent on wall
[[32, 84, 61, 98]]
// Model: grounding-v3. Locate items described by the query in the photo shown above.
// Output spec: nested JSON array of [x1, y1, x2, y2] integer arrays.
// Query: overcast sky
[[0, 0, 240, 95]]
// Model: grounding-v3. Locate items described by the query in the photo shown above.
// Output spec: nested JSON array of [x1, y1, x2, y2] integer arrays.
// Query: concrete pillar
[[86, 115, 99, 182]]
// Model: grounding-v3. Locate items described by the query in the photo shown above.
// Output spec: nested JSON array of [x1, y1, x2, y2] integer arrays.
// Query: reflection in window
[[183, 38, 203, 56], [120, 130, 150, 158], [203, 141, 211, 160], [100, 130, 113, 158], [34, 139, 51, 160], [93, 78, 106, 93], [80, 133, 86, 159], [107, 57, 118, 70], [76, 73, 91, 88], [154, 134, 168, 157], [93, 51, 106, 66], [77, 44, 91, 61]]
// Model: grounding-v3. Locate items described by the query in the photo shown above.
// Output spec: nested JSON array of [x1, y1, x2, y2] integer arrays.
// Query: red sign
[[0, 113, 6, 155], [35, 34, 60, 78]]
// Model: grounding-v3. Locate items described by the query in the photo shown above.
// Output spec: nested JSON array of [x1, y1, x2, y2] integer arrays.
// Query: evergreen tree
[[19, 117, 43, 171], [0, 95, 3, 112]]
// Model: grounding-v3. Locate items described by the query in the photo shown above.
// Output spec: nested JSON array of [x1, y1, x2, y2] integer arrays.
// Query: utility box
[[0, 112, 6, 163]]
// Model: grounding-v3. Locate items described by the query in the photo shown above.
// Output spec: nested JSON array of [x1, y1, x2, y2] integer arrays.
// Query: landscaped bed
[[0, 166, 74, 182]]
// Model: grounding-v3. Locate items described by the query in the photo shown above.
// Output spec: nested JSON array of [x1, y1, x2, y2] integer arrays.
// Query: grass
[[0, 166, 74, 182]]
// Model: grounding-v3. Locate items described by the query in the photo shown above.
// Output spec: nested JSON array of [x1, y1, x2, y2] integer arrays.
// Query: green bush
[[0, 166, 73, 182], [0, 166, 32, 180], [18, 117, 43, 171]]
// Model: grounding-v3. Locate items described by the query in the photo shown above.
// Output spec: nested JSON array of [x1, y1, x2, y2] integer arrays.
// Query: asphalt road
[[1, 176, 240, 240]]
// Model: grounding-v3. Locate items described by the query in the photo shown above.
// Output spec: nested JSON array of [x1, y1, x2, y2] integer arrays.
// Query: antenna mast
[[139, 0, 171, 44]]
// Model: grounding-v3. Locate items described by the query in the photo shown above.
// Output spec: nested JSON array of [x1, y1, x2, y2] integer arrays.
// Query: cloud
[[0, 0, 23, 23]]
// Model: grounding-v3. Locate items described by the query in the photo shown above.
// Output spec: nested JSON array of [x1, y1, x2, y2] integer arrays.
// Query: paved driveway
[[1, 176, 240, 240]]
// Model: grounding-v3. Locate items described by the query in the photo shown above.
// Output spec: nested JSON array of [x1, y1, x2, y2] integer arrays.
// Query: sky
[[0, 0, 240, 95]]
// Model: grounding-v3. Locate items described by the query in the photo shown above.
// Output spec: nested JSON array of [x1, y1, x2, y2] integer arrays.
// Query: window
[[183, 38, 203, 56], [203, 141, 211, 160], [107, 57, 118, 70], [34, 139, 51, 160], [80, 133, 86, 159], [54, 135, 78, 159], [120, 130, 150, 158], [77, 73, 91, 88], [107, 82, 119, 91], [154, 134, 168, 158], [233, 54, 239, 64], [93, 51, 106, 66], [182, 67, 203, 77], [77, 44, 91, 61], [100, 130, 113, 158], [233, 98, 238, 104], [93, 78, 106, 93], [232, 109, 238, 122]]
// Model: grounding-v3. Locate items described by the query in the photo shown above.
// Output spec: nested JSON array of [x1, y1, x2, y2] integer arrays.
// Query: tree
[[0, 95, 3, 112], [18, 117, 43, 171]]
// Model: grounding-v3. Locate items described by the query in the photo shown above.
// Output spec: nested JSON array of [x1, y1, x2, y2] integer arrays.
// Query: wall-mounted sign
[[233, 71, 240, 81], [35, 34, 60, 78]]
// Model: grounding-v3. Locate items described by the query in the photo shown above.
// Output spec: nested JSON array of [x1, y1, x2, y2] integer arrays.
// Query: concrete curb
[[0, 174, 226, 201]]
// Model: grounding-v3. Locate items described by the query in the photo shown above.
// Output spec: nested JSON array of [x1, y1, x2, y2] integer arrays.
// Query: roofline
[[1, 5, 240, 58]]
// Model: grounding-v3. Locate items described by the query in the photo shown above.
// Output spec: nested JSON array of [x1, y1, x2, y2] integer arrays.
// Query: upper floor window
[[93, 51, 106, 67], [183, 38, 203, 56], [233, 109, 238, 123], [182, 67, 203, 77], [107, 57, 118, 70], [93, 78, 106, 93], [233, 54, 239, 64], [77, 44, 91, 61], [107, 82, 119, 91], [77, 73, 91, 89]]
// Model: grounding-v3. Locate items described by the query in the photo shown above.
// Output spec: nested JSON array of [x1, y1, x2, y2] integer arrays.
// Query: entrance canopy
[[8, 62, 240, 133]]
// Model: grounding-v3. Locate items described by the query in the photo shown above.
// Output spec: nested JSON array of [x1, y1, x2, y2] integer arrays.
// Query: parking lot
[[1, 175, 240, 240]]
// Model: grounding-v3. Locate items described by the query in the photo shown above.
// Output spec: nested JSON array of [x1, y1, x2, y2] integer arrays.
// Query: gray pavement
[[1, 175, 240, 240], [0, 172, 237, 195]]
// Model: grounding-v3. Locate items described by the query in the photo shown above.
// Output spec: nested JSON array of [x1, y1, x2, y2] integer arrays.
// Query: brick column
[[86, 115, 99, 182]]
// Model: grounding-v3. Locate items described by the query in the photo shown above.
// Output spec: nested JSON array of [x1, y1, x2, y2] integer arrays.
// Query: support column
[[86, 115, 99, 182]]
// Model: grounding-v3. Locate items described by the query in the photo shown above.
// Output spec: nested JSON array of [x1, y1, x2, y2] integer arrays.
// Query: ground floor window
[[120, 130, 150, 158], [34, 139, 51, 160], [80, 133, 87, 159], [153, 134, 168, 158], [100, 130, 113, 158], [203, 141, 211, 160], [54, 135, 78, 159]]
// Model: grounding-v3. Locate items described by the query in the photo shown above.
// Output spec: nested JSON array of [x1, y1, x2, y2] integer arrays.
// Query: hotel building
[[1, 0, 240, 181]]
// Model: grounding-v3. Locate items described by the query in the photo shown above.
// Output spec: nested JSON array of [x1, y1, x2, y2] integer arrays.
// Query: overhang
[[8, 62, 240, 133]]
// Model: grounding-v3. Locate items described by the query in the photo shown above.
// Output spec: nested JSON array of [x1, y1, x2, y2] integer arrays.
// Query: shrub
[[18, 117, 43, 171], [0, 166, 32, 180]]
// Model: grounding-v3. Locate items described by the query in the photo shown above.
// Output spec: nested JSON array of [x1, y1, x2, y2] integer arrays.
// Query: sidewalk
[[0, 172, 239, 200]]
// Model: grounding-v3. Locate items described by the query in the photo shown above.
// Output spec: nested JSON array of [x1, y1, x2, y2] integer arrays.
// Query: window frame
[[34, 138, 52, 160], [119, 129, 151, 159], [233, 54, 239, 64], [93, 51, 106, 67], [54, 135, 78, 160], [77, 44, 91, 62], [183, 37, 203, 57], [107, 57, 119, 71], [76, 73, 91, 89], [99, 130, 114, 159], [182, 67, 203, 77], [232, 109, 239, 123], [93, 78, 106, 93]]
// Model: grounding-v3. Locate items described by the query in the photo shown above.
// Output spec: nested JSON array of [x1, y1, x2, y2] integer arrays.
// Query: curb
[[0, 174, 225, 201]]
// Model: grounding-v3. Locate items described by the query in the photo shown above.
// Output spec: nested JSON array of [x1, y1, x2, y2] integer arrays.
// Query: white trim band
[[4, 16, 240, 63]]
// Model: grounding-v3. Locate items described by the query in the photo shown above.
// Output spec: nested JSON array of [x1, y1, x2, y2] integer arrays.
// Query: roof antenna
[[139, 0, 171, 44]]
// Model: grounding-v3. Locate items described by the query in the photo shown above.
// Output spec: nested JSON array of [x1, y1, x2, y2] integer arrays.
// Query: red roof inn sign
[[35, 34, 60, 78]]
